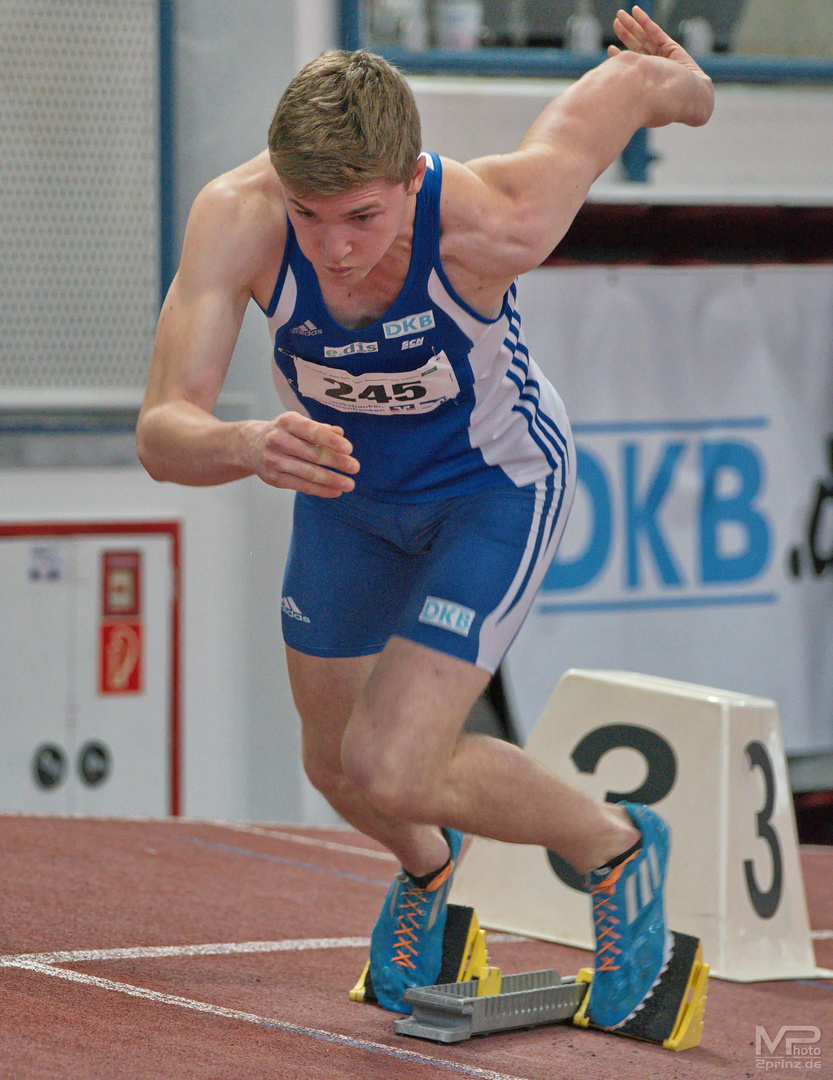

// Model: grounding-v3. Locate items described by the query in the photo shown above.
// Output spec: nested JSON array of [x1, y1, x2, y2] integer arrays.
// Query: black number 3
[[743, 740, 783, 920], [546, 724, 677, 892]]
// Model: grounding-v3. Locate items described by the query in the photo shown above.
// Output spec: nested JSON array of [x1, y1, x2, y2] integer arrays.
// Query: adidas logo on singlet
[[291, 320, 323, 336]]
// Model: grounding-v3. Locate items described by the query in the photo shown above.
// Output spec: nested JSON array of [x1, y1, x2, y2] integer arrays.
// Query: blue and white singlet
[[263, 153, 572, 503]]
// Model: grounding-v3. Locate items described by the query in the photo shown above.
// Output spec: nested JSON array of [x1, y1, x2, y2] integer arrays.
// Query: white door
[[0, 527, 178, 815], [0, 538, 75, 812]]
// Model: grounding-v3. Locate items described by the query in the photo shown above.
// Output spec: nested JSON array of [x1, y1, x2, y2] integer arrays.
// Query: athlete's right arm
[[136, 173, 359, 497]]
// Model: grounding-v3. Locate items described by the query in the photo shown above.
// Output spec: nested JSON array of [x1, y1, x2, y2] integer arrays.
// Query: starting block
[[351, 906, 709, 1052], [571, 930, 709, 1051]]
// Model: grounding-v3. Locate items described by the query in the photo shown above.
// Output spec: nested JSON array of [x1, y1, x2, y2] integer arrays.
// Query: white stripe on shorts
[[476, 467, 576, 673]]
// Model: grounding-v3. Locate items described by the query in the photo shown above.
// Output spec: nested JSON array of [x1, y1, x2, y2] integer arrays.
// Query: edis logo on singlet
[[324, 342, 379, 358], [383, 309, 435, 339]]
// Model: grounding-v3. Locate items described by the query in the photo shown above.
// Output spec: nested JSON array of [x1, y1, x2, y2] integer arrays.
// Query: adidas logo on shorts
[[281, 596, 311, 623]]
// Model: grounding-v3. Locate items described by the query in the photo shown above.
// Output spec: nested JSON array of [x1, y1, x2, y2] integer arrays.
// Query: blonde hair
[[268, 50, 421, 197]]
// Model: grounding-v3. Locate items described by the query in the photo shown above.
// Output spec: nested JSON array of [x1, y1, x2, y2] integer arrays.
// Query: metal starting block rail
[[395, 969, 588, 1043]]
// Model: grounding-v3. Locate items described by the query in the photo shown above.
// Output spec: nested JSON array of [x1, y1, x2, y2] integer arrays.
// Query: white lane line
[[8, 961, 532, 1080], [205, 821, 399, 862], [0, 936, 370, 968], [811, 930, 833, 940], [0, 928, 552, 968]]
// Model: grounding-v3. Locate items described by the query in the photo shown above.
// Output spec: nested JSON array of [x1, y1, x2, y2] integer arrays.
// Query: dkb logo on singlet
[[383, 309, 435, 339]]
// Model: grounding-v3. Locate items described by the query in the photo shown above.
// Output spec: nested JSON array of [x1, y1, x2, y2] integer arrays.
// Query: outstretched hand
[[609, 5, 701, 72], [608, 5, 713, 126]]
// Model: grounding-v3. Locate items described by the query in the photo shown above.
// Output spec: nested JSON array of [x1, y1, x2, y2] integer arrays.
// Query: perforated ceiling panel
[[0, 0, 159, 395]]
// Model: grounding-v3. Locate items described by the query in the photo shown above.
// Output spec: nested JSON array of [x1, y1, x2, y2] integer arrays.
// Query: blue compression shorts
[[280, 477, 574, 673]]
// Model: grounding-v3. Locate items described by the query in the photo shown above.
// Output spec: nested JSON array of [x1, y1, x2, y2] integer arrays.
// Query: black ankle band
[[407, 829, 454, 889], [408, 856, 451, 890], [594, 836, 642, 875]]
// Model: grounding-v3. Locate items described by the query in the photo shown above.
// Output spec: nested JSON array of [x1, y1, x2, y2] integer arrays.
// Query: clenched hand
[[245, 412, 360, 497]]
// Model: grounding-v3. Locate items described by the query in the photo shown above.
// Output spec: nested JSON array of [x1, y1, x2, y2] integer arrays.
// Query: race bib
[[293, 351, 460, 415]]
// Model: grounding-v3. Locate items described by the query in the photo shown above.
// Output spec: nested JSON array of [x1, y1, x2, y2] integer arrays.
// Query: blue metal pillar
[[621, 0, 655, 182], [158, 0, 176, 305], [341, 0, 363, 52]]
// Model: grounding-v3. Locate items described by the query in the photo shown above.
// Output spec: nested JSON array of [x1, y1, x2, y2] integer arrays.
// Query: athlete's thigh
[[343, 635, 491, 783], [393, 478, 573, 672]]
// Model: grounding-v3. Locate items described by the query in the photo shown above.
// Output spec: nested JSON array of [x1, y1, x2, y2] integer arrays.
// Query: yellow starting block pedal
[[573, 931, 709, 1051], [349, 904, 500, 1006], [394, 930, 708, 1052]]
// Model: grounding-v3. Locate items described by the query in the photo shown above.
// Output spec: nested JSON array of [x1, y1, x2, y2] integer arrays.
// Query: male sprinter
[[137, 7, 713, 1028]]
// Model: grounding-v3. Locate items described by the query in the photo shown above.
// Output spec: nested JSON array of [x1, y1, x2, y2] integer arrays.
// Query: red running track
[[1, 815, 831, 1080]]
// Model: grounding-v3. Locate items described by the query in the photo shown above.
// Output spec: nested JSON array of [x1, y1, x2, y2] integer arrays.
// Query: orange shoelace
[[591, 852, 640, 973], [390, 860, 455, 971], [391, 882, 426, 971]]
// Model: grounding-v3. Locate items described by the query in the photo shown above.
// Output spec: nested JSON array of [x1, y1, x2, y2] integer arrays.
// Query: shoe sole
[[603, 927, 675, 1031], [576, 930, 706, 1047], [599, 804, 671, 1030]]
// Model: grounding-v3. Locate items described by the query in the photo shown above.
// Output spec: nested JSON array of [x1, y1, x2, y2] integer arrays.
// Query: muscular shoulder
[[437, 156, 505, 247], [182, 151, 287, 307], [436, 155, 526, 314]]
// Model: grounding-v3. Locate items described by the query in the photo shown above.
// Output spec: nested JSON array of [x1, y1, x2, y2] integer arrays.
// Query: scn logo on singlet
[[539, 418, 777, 614]]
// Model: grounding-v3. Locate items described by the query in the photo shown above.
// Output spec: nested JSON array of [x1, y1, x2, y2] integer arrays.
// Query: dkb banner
[[506, 265, 833, 753]]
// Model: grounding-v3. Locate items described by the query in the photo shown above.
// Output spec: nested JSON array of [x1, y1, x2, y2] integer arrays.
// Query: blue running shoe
[[586, 803, 673, 1030], [369, 828, 464, 1013]]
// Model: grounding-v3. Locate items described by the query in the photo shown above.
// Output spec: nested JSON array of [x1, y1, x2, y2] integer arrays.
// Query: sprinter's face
[[282, 163, 425, 285]]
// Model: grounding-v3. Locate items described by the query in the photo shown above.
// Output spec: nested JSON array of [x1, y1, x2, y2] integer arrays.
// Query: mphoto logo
[[755, 1025, 822, 1070]]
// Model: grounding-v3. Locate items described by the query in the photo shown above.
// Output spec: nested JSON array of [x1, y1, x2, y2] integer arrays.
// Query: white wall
[[409, 77, 833, 200], [0, 470, 264, 821]]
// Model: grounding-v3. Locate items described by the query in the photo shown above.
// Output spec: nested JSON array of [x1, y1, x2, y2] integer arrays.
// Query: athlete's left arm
[[442, 7, 713, 287]]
